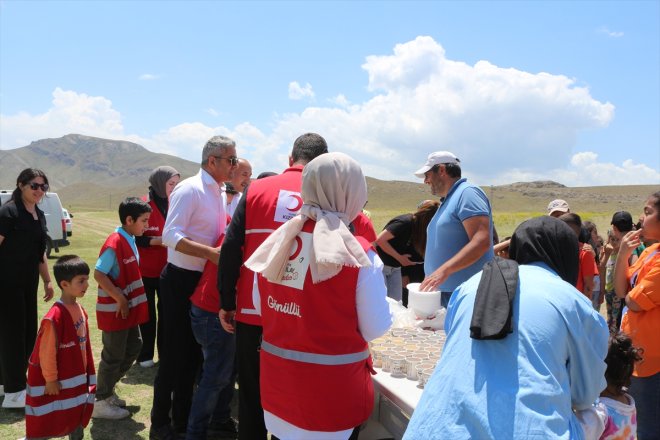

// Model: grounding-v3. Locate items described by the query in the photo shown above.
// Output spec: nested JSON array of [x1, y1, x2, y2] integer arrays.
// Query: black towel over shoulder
[[470, 216, 579, 340]]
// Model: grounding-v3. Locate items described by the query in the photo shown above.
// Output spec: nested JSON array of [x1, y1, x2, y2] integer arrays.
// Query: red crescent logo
[[289, 236, 303, 260], [287, 194, 303, 212]]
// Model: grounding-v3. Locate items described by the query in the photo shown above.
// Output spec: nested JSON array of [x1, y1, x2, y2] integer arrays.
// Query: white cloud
[[330, 94, 351, 107], [0, 87, 123, 148], [138, 73, 159, 80], [288, 81, 315, 100], [2, 37, 657, 186], [488, 151, 660, 186], [206, 108, 220, 117], [597, 26, 624, 38]]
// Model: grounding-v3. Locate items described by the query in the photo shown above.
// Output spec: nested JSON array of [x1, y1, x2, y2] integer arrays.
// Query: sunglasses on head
[[28, 182, 49, 192]]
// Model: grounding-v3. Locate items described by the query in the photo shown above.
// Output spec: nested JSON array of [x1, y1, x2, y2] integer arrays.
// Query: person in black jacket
[[0, 168, 55, 408]]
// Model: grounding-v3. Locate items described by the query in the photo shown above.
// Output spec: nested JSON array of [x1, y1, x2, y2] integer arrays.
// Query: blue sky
[[1, 0, 659, 186]]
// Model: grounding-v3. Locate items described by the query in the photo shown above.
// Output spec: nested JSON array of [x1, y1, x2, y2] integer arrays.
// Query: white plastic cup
[[371, 346, 384, 368], [382, 350, 397, 372], [418, 368, 434, 389], [405, 356, 424, 380], [390, 355, 406, 378]]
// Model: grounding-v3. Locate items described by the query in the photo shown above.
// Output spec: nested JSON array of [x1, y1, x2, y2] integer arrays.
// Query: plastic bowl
[[407, 283, 441, 319]]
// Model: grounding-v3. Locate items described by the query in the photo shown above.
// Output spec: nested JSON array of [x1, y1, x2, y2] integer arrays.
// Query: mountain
[[0, 134, 655, 214], [0, 134, 200, 189]]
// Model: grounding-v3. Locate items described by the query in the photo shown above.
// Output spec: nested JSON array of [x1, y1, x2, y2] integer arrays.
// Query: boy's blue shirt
[[95, 226, 139, 280]]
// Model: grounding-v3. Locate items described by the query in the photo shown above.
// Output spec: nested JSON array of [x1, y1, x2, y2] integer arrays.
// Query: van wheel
[[46, 240, 53, 259]]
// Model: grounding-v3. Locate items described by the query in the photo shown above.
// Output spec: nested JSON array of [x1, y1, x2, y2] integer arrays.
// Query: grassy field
[[0, 202, 629, 439]]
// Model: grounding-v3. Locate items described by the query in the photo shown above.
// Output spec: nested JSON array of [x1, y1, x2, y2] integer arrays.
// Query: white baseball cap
[[413, 151, 460, 178], [547, 199, 570, 215]]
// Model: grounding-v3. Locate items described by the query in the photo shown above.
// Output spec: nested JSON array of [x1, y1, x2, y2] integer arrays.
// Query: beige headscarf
[[245, 152, 371, 284]]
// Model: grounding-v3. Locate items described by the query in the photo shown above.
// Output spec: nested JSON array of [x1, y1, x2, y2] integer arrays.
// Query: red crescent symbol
[[289, 236, 303, 260], [287, 194, 303, 212]]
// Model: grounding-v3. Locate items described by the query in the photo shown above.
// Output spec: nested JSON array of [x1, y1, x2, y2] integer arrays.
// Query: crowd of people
[[0, 138, 658, 440]]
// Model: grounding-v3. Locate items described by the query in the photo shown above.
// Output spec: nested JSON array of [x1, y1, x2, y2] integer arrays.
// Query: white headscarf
[[245, 152, 371, 284]]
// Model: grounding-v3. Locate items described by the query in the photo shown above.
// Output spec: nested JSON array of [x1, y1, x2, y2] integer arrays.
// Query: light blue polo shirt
[[95, 227, 139, 279], [424, 178, 494, 292]]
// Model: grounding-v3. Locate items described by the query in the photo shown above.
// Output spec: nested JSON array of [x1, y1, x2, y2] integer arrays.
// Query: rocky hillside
[[0, 134, 199, 189]]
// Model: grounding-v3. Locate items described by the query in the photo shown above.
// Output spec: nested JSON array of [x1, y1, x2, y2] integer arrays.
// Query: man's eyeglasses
[[28, 182, 49, 192], [211, 155, 239, 166]]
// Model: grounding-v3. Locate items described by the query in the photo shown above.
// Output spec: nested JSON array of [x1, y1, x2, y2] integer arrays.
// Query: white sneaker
[[92, 398, 130, 419], [107, 391, 126, 408], [139, 359, 155, 368], [2, 389, 26, 408]]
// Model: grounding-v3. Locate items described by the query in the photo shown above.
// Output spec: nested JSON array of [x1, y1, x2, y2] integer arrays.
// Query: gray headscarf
[[149, 166, 180, 199]]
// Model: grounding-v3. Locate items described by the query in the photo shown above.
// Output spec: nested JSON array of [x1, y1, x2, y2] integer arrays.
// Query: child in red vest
[[26, 255, 95, 440], [92, 197, 151, 420]]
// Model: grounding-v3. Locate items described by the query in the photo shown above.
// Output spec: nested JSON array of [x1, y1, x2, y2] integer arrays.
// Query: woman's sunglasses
[[28, 182, 49, 192]]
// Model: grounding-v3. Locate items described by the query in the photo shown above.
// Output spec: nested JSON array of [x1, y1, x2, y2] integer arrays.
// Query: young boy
[[25, 255, 95, 440], [92, 197, 151, 420]]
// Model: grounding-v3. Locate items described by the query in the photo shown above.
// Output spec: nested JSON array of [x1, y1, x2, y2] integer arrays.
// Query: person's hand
[[582, 243, 595, 256], [619, 230, 642, 257], [45, 381, 61, 395], [115, 295, 129, 319], [219, 309, 236, 334], [397, 254, 417, 267], [43, 281, 55, 302], [419, 267, 447, 292], [207, 246, 221, 265]]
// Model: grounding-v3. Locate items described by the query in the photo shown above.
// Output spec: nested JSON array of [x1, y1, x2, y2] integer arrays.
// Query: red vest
[[190, 235, 225, 313], [258, 220, 374, 431], [26, 303, 96, 438], [96, 232, 149, 331], [236, 166, 304, 325], [138, 198, 168, 278], [352, 212, 377, 242]]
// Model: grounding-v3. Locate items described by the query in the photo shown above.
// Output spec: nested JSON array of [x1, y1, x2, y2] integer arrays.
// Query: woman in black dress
[[0, 168, 54, 408]]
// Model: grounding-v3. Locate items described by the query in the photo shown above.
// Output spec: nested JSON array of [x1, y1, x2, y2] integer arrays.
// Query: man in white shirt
[[150, 135, 238, 440]]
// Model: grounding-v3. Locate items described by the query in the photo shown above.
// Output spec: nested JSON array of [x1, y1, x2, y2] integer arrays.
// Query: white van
[[0, 190, 71, 257], [62, 208, 73, 236]]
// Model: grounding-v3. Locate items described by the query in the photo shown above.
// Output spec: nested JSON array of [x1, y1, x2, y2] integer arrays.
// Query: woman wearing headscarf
[[613, 191, 660, 439], [244, 152, 392, 440], [135, 166, 180, 368], [403, 216, 609, 439]]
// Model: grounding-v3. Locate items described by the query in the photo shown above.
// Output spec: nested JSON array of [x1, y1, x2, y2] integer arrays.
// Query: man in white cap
[[415, 151, 494, 308], [547, 199, 570, 218]]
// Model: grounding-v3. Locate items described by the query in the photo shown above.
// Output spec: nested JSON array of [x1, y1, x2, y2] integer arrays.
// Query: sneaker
[[92, 398, 130, 419], [1, 389, 26, 409], [139, 359, 156, 368], [107, 391, 126, 407], [208, 417, 238, 439]]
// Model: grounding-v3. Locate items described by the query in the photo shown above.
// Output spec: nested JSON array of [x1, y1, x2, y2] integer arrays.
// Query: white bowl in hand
[[407, 282, 442, 319]]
